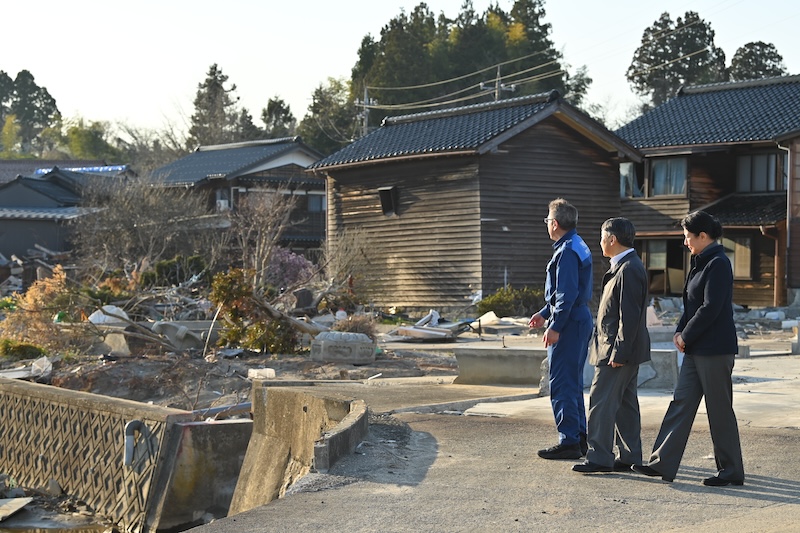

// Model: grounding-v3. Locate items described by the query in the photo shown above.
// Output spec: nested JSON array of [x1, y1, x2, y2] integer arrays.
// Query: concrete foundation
[[453, 347, 546, 385], [228, 386, 368, 516]]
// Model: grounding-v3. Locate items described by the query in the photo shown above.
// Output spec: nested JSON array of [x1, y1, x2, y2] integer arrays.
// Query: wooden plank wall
[[478, 120, 620, 305], [326, 157, 483, 313]]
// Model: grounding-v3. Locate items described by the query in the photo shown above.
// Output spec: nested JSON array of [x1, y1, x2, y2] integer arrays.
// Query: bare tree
[[228, 191, 298, 289], [70, 177, 215, 284]]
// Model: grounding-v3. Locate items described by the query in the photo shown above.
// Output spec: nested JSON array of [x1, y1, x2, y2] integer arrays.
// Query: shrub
[[476, 285, 544, 318], [210, 268, 300, 355], [332, 314, 378, 341], [0, 339, 47, 361]]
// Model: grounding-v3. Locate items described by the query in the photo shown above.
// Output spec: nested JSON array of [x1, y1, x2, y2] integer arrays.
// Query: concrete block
[[453, 347, 546, 385], [247, 368, 276, 380], [647, 325, 675, 343], [152, 321, 205, 351], [639, 349, 679, 389], [310, 331, 376, 364]]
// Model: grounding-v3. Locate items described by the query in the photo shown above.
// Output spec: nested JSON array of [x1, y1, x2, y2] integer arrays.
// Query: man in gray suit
[[573, 217, 651, 473]]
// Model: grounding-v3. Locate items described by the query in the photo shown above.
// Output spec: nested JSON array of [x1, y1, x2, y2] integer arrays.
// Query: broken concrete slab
[[0, 497, 33, 522]]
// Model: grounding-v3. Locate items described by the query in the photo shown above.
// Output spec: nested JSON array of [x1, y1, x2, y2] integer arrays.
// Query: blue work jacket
[[538, 229, 593, 333]]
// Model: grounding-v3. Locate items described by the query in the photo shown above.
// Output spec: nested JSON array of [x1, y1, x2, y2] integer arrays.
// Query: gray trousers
[[647, 353, 744, 481], [586, 363, 643, 468]]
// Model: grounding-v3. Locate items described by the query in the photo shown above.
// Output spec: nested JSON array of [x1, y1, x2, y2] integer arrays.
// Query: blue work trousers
[[548, 306, 591, 445]]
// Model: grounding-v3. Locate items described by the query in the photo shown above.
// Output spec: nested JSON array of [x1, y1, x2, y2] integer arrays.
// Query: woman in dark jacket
[[633, 211, 745, 486]]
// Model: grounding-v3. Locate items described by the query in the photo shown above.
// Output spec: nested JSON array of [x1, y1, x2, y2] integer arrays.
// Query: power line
[[366, 50, 554, 92]]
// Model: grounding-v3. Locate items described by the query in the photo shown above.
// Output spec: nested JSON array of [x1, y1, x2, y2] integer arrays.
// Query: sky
[[4, 0, 799, 134]]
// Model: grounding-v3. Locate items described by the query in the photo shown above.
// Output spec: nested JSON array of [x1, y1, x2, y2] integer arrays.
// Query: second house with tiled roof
[[616, 74, 800, 308], [310, 91, 640, 315]]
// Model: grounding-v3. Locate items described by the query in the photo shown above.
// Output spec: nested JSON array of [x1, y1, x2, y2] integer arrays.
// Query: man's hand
[[543, 328, 560, 347], [529, 313, 545, 328], [673, 332, 686, 352], [609, 361, 624, 368]]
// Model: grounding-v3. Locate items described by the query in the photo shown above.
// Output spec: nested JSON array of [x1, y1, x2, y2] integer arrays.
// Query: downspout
[[760, 225, 780, 306], [778, 142, 792, 305]]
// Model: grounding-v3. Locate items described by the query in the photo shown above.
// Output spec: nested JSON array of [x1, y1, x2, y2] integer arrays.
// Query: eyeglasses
[[543, 217, 554, 225]]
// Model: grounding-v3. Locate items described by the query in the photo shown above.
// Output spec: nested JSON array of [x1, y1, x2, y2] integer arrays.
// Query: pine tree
[[627, 11, 727, 108], [729, 42, 787, 81], [187, 64, 240, 148]]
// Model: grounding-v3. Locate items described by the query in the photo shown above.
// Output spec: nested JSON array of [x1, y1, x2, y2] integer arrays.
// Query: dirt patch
[[42, 347, 459, 411]]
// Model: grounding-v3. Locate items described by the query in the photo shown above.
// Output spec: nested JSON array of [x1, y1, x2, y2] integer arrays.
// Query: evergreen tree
[[8, 70, 59, 154], [236, 108, 264, 141], [729, 42, 787, 81], [64, 119, 121, 160], [627, 11, 727, 108], [296, 78, 358, 156], [261, 97, 297, 138], [187, 64, 239, 148], [0, 70, 13, 128], [347, 0, 578, 131]]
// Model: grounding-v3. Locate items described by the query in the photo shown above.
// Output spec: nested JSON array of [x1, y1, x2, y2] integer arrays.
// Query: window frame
[[649, 157, 687, 197], [736, 152, 787, 192], [722, 235, 753, 281]]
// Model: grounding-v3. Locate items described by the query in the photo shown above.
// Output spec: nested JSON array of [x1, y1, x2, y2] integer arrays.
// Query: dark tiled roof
[[616, 75, 800, 149], [0, 206, 95, 221], [17, 177, 81, 205], [0, 159, 106, 184], [311, 92, 559, 169], [152, 138, 321, 186], [701, 192, 786, 226]]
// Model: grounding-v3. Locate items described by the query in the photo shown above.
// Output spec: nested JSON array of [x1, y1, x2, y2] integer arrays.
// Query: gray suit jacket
[[588, 251, 651, 366]]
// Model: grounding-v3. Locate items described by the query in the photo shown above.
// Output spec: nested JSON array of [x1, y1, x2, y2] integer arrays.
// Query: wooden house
[[0, 166, 129, 260], [616, 75, 800, 307], [152, 138, 325, 254], [309, 92, 640, 316]]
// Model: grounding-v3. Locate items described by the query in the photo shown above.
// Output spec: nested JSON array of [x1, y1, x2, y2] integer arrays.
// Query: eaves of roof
[[153, 138, 321, 187], [699, 192, 786, 227], [616, 75, 800, 150], [311, 92, 641, 171], [0, 206, 98, 221]]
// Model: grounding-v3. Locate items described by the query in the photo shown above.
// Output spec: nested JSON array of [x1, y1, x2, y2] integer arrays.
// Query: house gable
[[153, 138, 323, 187]]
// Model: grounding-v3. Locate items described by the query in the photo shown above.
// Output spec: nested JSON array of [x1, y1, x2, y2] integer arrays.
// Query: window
[[646, 240, 667, 269], [620, 162, 644, 198], [308, 193, 326, 213], [722, 236, 752, 280], [378, 186, 399, 216], [651, 158, 687, 196], [737, 153, 787, 192]]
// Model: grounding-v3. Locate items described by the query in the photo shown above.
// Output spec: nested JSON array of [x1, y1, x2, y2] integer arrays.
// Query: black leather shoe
[[572, 461, 612, 473], [631, 464, 674, 482], [538, 443, 583, 460], [613, 460, 633, 472], [703, 476, 744, 487], [579, 433, 588, 456]]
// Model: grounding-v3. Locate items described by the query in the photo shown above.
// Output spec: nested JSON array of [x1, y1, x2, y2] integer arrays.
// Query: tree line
[[0, 1, 790, 167]]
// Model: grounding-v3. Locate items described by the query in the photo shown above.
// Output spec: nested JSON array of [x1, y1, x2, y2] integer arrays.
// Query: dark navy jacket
[[538, 228, 593, 333], [677, 243, 738, 356]]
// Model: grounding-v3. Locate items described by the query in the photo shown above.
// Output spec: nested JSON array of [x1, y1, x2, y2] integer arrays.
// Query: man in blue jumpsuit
[[529, 198, 593, 459]]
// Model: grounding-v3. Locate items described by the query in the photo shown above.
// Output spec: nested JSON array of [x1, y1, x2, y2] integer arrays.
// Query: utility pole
[[480, 67, 517, 101], [355, 83, 377, 137]]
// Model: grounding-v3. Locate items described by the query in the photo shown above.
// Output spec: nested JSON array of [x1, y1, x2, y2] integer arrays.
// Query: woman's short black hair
[[681, 210, 722, 240]]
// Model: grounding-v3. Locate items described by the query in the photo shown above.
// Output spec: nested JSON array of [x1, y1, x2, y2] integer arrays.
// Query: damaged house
[[310, 92, 640, 315], [151, 137, 325, 256], [0, 165, 131, 289], [616, 74, 800, 307]]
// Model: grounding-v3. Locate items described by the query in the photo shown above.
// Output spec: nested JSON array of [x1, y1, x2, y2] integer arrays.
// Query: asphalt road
[[193, 354, 800, 533]]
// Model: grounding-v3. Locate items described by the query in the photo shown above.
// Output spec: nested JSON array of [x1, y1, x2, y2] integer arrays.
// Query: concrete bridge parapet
[[0, 378, 252, 532]]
